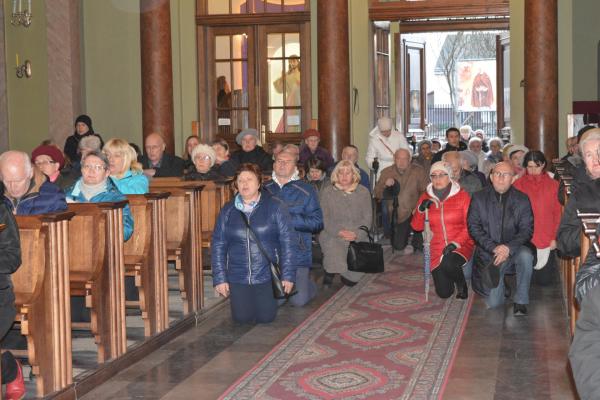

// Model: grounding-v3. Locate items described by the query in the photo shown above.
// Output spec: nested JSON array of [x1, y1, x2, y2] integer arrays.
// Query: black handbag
[[239, 212, 296, 299], [347, 226, 384, 273]]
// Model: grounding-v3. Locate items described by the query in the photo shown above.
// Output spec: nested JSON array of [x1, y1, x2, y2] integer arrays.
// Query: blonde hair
[[103, 138, 142, 178], [330, 160, 361, 189]]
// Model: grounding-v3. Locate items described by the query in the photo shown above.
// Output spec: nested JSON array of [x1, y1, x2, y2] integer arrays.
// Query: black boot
[[323, 272, 334, 287], [456, 282, 468, 299]]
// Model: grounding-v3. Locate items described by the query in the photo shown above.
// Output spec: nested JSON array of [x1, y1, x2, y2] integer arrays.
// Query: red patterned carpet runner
[[220, 253, 472, 400]]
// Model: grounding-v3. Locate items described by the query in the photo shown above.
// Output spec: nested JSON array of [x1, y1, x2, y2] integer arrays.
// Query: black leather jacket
[[0, 204, 21, 294]]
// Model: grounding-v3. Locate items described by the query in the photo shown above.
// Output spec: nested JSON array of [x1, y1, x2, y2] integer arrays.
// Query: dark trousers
[[431, 252, 467, 298], [229, 282, 278, 324], [0, 289, 18, 384], [392, 217, 412, 250]]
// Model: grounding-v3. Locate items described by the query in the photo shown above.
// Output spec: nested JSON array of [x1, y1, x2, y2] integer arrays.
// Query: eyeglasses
[[34, 160, 57, 166], [275, 159, 295, 165], [195, 155, 211, 161], [429, 173, 448, 180], [492, 171, 513, 178], [82, 164, 107, 172]]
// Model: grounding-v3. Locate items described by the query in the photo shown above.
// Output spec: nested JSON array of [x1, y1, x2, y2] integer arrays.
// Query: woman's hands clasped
[[338, 229, 357, 242], [215, 283, 230, 297]]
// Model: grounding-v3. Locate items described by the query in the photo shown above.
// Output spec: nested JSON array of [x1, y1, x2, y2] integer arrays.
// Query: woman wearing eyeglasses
[[411, 161, 474, 299], [184, 144, 224, 181], [31, 144, 75, 189], [103, 138, 149, 194], [64, 150, 134, 241]]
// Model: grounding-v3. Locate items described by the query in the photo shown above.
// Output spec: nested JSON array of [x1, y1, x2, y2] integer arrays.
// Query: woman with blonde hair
[[103, 138, 149, 194], [319, 160, 372, 286]]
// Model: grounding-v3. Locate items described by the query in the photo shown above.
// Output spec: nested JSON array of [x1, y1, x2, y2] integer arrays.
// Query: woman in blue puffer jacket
[[211, 163, 296, 324]]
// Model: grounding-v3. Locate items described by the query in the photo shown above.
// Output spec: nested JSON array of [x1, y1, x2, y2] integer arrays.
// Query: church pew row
[[11, 212, 74, 397]]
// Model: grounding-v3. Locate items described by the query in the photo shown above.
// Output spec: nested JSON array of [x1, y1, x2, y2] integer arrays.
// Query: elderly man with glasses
[[467, 161, 534, 315]]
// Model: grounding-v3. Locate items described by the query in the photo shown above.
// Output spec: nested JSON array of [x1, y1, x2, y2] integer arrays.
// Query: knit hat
[[430, 161, 452, 177], [31, 145, 65, 169], [75, 114, 93, 133], [377, 117, 393, 131], [508, 144, 529, 158], [302, 129, 320, 139], [235, 128, 259, 145]]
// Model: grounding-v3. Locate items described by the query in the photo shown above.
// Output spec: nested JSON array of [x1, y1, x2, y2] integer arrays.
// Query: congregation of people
[[1, 111, 599, 399]]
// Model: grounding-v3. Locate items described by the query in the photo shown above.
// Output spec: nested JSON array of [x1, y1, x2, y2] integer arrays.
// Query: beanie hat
[[32, 145, 65, 169], [302, 129, 320, 139], [236, 128, 259, 146], [377, 117, 393, 131], [75, 114, 94, 133], [430, 161, 452, 177]]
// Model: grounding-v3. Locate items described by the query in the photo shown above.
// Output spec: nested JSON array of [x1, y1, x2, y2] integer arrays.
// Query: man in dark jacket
[[0, 203, 25, 398], [0, 151, 67, 215], [557, 130, 600, 257], [141, 132, 185, 178], [230, 129, 273, 173], [264, 148, 323, 306], [468, 161, 534, 315], [432, 127, 467, 163]]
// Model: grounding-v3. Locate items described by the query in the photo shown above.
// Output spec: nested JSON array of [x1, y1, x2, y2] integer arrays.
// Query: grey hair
[[488, 137, 503, 148], [394, 147, 412, 161], [190, 143, 216, 168], [0, 150, 32, 176], [280, 144, 300, 161], [82, 150, 110, 169], [579, 131, 600, 156], [79, 135, 102, 151]]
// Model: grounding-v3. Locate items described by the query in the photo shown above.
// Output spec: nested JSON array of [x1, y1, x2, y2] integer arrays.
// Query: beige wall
[[82, 0, 198, 155], [558, 0, 573, 155], [509, 0, 524, 147], [572, 0, 600, 101], [4, 0, 49, 152]]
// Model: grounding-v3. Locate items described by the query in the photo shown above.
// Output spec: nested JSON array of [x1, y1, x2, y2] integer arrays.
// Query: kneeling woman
[[211, 163, 295, 323], [411, 161, 474, 299]]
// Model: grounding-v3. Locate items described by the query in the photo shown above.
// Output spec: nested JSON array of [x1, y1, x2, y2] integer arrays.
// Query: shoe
[[6, 359, 25, 400], [456, 283, 468, 299], [513, 303, 528, 316], [341, 276, 357, 287], [399, 245, 414, 256], [323, 272, 334, 287]]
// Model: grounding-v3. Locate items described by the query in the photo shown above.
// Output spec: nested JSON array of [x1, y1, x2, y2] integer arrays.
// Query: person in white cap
[[230, 128, 273, 173], [508, 144, 529, 180], [365, 116, 410, 180]]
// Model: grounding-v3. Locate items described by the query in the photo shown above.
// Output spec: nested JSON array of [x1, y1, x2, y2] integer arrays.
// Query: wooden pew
[[11, 212, 74, 397], [150, 179, 204, 314], [68, 201, 127, 363], [124, 192, 170, 336]]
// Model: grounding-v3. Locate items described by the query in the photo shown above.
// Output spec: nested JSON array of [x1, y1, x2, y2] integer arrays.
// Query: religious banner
[[456, 59, 496, 111]]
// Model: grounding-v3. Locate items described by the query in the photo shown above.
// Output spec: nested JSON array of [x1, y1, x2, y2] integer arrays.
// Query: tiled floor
[[78, 264, 578, 400]]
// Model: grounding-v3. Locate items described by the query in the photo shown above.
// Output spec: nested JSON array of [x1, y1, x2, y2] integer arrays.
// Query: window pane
[[231, 0, 246, 14], [208, 0, 229, 14], [270, 109, 284, 133], [284, 33, 300, 57], [231, 110, 249, 134], [286, 109, 301, 133], [231, 61, 248, 107], [283, 0, 304, 12], [232, 34, 247, 60], [267, 34, 283, 58], [283, 59, 301, 107], [215, 36, 230, 60], [269, 59, 284, 107]]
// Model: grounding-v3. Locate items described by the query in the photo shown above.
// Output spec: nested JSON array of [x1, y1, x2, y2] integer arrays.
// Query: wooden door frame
[[400, 39, 426, 135], [496, 34, 510, 130]]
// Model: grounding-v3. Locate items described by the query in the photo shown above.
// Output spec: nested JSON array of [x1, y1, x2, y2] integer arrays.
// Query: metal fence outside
[[422, 104, 502, 141]]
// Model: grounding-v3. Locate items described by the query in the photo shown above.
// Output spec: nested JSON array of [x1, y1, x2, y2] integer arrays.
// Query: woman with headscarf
[[103, 138, 149, 194], [63, 114, 104, 164], [411, 161, 474, 299]]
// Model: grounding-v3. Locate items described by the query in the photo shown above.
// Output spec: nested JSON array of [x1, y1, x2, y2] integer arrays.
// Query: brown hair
[[233, 163, 263, 191]]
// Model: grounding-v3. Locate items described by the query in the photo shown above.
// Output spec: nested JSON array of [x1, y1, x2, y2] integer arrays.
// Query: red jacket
[[411, 181, 474, 270], [513, 172, 560, 248]]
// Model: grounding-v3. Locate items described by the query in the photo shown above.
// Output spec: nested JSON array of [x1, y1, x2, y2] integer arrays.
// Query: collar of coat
[[425, 180, 461, 207]]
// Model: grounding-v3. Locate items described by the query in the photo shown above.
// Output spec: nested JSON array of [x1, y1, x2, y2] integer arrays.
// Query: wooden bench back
[[12, 217, 45, 306], [66, 204, 107, 284]]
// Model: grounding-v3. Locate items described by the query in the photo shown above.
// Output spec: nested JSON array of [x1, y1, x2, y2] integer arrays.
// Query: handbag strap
[[358, 225, 374, 243], [239, 210, 276, 266]]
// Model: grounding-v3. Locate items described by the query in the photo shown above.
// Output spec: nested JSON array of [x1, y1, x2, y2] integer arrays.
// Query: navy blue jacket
[[211, 192, 296, 286], [1, 180, 67, 216], [263, 179, 323, 268]]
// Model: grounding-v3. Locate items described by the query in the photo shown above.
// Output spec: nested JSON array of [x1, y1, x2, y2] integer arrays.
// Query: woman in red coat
[[411, 161, 475, 299], [513, 150, 560, 284]]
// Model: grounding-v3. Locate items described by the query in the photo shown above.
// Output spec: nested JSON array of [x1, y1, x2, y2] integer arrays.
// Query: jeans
[[289, 267, 317, 307], [229, 282, 278, 324], [485, 246, 533, 308]]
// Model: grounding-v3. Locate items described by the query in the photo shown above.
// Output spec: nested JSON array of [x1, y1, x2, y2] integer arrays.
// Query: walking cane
[[420, 199, 434, 302], [370, 158, 379, 237]]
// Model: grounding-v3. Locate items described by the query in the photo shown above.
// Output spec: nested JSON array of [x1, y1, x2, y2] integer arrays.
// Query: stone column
[[317, 0, 350, 160], [140, 0, 174, 154], [525, 0, 558, 159]]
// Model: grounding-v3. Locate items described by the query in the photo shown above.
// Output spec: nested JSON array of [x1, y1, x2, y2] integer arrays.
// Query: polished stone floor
[[77, 261, 578, 400]]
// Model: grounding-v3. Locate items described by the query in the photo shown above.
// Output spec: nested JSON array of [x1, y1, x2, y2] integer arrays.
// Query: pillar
[[140, 0, 175, 154], [525, 0, 558, 159], [317, 0, 350, 160]]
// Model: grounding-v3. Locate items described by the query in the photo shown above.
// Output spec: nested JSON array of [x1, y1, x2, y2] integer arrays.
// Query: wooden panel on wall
[[369, 0, 509, 20]]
